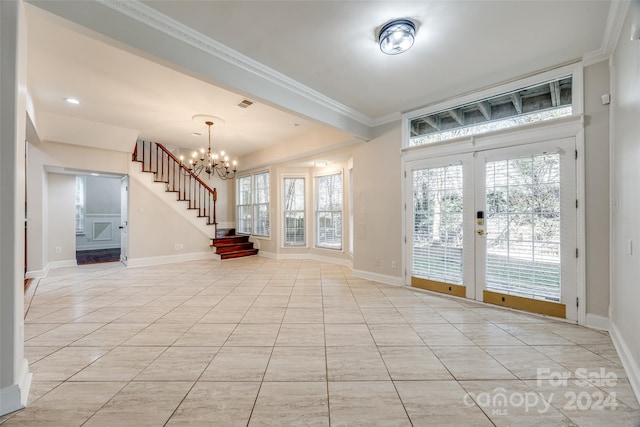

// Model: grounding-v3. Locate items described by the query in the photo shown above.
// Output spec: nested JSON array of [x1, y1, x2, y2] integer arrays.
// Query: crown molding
[[100, 0, 376, 128], [583, 0, 631, 66]]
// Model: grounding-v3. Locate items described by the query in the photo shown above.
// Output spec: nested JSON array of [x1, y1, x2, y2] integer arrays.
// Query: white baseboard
[[260, 251, 351, 267], [0, 360, 31, 416], [217, 222, 236, 230], [585, 313, 609, 331], [25, 267, 49, 279], [352, 269, 403, 287], [127, 251, 216, 268], [609, 320, 640, 406], [47, 259, 77, 269], [76, 244, 121, 251], [258, 251, 277, 259]]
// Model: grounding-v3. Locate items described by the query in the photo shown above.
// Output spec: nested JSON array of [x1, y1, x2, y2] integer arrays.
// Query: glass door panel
[[475, 139, 577, 320], [407, 155, 475, 298]]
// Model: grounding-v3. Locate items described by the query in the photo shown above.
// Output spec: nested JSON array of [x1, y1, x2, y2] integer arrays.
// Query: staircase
[[211, 229, 259, 260], [132, 141, 258, 260]]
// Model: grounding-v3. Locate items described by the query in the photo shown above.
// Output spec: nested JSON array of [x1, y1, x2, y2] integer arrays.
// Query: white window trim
[[236, 169, 271, 239], [402, 63, 584, 149], [313, 169, 345, 252], [400, 63, 586, 325], [236, 175, 252, 235], [281, 174, 308, 248]]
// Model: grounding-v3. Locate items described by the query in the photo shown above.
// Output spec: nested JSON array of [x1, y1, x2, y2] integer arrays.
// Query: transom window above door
[[408, 76, 573, 147]]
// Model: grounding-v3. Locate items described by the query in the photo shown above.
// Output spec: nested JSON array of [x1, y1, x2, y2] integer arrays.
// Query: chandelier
[[180, 120, 237, 180]]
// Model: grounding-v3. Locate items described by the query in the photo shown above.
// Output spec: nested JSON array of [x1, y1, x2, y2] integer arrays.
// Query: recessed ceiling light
[[64, 97, 80, 105], [314, 161, 328, 167], [90, 173, 99, 176]]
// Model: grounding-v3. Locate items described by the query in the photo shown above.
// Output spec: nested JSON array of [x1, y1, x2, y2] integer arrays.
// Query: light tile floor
[[2, 258, 639, 426]]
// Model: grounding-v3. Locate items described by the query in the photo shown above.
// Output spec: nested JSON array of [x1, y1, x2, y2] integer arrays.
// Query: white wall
[[46, 173, 76, 265], [27, 141, 129, 275], [27, 140, 228, 272], [352, 124, 403, 283], [0, 0, 30, 415], [583, 60, 611, 319], [127, 177, 214, 261], [610, 0, 640, 401]]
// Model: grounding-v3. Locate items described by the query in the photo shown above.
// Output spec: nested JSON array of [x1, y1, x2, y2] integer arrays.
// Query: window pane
[[317, 212, 342, 249], [409, 76, 573, 146], [485, 153, 562, 301], [412, 165, 464, 284], [236, 172, 270, 237], [317, 174, 342, 211], [254, 172, 270, 204], [237, 205, 251, 234], [284, 178, 305, 211], [316, 173, 342, 250], [237, 176, 252, 205], [284, 178, 305, 246], [284, 211, 305, 246], [254, 203, 269, 236]]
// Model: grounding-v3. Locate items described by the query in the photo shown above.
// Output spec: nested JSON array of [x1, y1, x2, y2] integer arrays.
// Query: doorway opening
[[74, 173, 128, 265]]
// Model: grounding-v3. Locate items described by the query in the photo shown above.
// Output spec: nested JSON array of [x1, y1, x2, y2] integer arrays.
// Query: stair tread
[[212, 236, 249, 244], [219, 249, 259, 260], [213, 240, 251, 247]]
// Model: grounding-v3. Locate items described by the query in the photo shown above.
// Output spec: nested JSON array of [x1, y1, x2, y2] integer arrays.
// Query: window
[[283, 177, 305, 246], [409, 76, 573, 147], [75, 176, 86, 234], [236, 171, 270, 236], [253, 172, 270, 236], [348, 168, 354, 255], [412, 165, 464, 285], [236, 176, 252, 234], [315, 172, 342, 250]]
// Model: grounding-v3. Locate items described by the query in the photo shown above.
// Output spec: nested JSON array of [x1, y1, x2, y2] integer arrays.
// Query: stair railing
[[132, 140, 217, 236]]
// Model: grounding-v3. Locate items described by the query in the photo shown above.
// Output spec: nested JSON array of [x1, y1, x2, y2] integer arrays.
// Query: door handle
[[476, 229, 487, 236], [119, 226, 124, 229]]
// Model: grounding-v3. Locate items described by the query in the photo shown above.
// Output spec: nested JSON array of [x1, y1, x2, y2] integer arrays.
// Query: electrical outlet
[[174, 243, 183, 251], [375, 259, 380, 266], [391, 260, 397, 269], [55, 246, 62, 254]]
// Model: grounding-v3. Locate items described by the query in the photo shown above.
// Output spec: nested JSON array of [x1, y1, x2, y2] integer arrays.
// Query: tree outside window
[[284, 177, 305, 246], [316, 173, 342, 250]]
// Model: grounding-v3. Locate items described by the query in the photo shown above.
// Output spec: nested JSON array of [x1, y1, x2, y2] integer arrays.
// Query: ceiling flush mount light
[[378, 19, 416, 55], [64, 97, 80, 105], [180, 118, 237, 180], [314, 161, 328, 167]]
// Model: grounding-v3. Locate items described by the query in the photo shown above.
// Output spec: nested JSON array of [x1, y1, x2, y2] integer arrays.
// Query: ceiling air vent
[[237, 99, 254, 109]]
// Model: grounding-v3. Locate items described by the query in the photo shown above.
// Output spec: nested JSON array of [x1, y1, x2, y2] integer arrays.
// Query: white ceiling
[[25, 0, 613, 162]]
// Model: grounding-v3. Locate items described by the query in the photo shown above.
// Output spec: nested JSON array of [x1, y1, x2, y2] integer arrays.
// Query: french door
[[406, 138, 577, 321]]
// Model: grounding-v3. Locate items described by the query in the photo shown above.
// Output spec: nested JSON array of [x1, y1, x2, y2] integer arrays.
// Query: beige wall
[[610, 0, 640, 394], [352, 124, 403, 278], [46, 173, 76, 263], [127, 177, 213, 259], [27, 141, 129, 274], [583, 60, 611, 318], [28, 140, 224, 272], [0, 0, 29, 413]]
